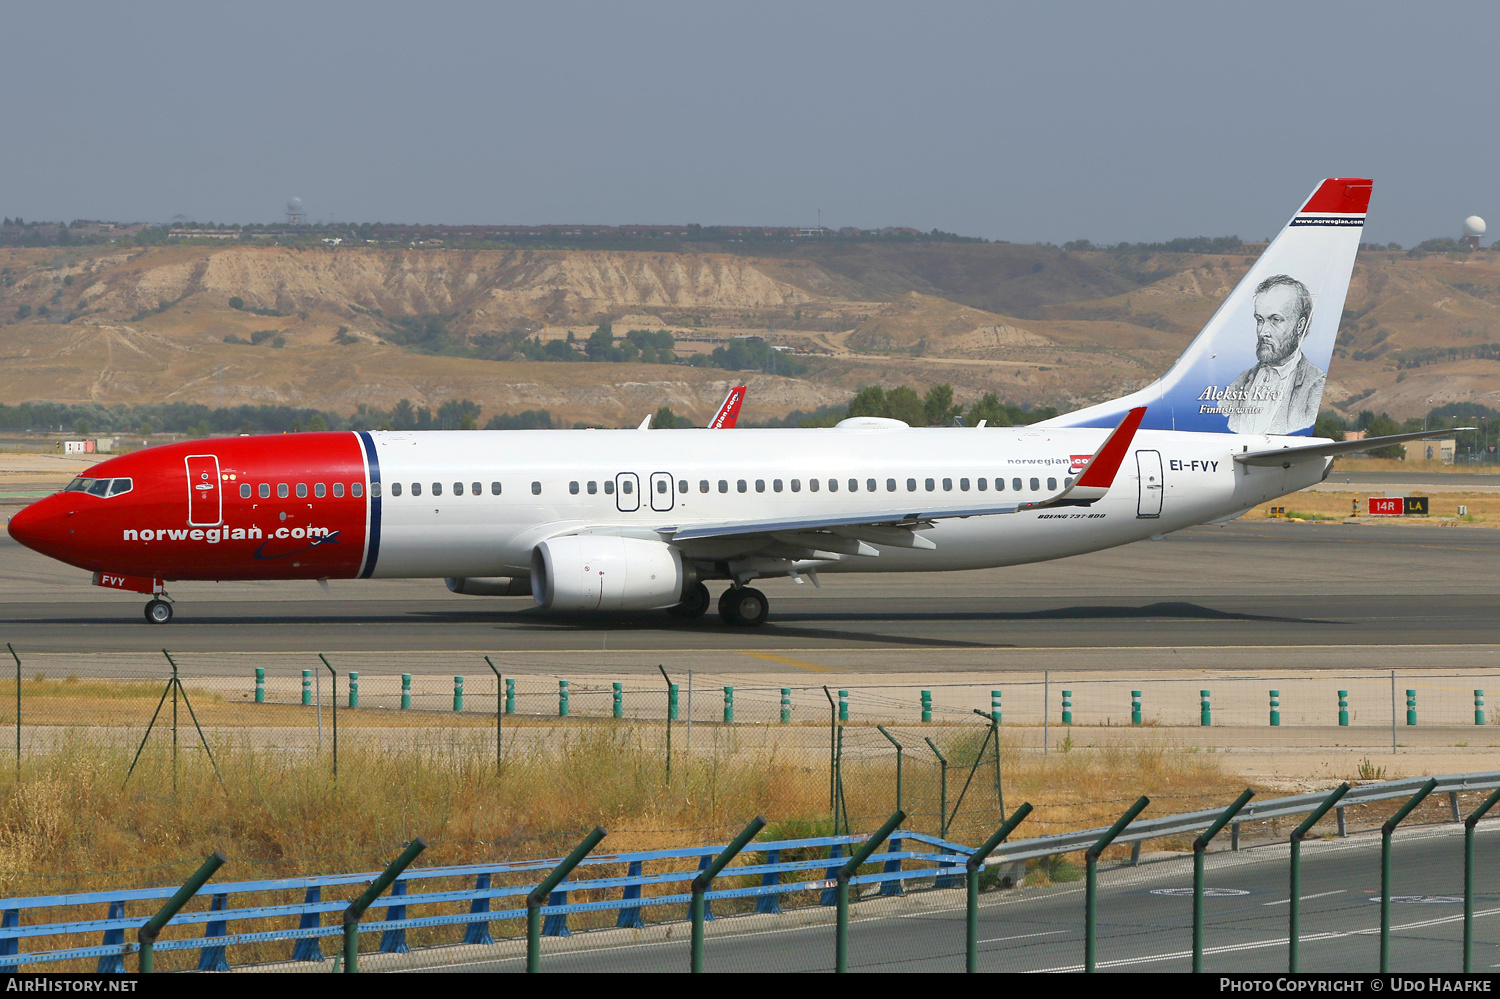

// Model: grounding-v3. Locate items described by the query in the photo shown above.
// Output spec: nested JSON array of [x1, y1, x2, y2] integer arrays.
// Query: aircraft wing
[[1233, 428, 1475, 468], [657, 407, 1145, 560]]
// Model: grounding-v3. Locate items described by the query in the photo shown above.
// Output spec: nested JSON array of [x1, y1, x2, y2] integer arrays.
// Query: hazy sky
[[3, 1, 1495, 245]]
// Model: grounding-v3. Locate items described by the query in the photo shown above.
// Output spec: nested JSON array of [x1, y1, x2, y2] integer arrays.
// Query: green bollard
[[453, 676, 463, 712], [1476, 690, 1486, 726], [505, 677, 515, 714], [668, 683, 679, 720], [612, 682, 623, 719], [1406, 689, 1417, 726], [1132, 690, 1142, 726], [723, 686, 734, 724], [1062, 689, 1072, 726], [920, 690, 932, 723], [838, 689, 848, 722], [401, 673, 411, 710], [1269, 689, 1280, 727], [780, 687, 791, 724], [255, 667, 265, 703], [1338, 690, 1348, 726], [559, 679, 569, 716], [1200, 689, 1211, 726], [991, 689, 1001, 725], [301, 669, 312, 706], [348, 671, 359, 709]]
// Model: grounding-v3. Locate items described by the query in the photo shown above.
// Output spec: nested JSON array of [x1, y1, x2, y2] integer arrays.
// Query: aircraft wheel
[[667, 581, 711, 618], [721, 587, 768, 627], [144, 599, 173, 624]]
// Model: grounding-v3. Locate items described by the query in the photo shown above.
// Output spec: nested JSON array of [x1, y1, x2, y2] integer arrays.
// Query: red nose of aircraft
[[7, 495, 71, 561]]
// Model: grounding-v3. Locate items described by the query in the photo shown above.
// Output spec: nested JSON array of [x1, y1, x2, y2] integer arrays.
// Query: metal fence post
[[966, 804, 1032, 972], [342, 838, 426, 973], [1465, 787, 1500, 972], [877, 725, 903, 813], [1338, 690, 1348, 727], [1200, 689, 1211, 727], [1085, 796, 1149, 973], [925, 737, 948, 839], [485, 658, 502, 776], [138, 850, 226, 973], [527, 827, 606, 973], [401, 673, 411, 710], [1289, 783, 1350, 972], [1270, 689, 1280, 727], [1193, 789, 1255, 973], [1132, 690, 1142, 726], [254, 668, 265, 704], [658, 666, 673, 782], [836, 810, 906, 973], [1382, 777, 1438, 971], [612, 682, 623, 719], [781, 687, 791, 724], [691, 816, 766, 972], [348, 671, 359, 709], [9, 644, 18, 780], [319, 655, 337, 779]]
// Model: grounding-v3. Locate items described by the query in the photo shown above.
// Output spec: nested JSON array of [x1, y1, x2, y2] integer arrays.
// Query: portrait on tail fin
[[1216, 274, 1326, 435]]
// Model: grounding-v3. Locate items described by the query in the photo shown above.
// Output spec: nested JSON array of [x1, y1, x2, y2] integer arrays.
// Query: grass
[[1262, 490, 1500, 524]]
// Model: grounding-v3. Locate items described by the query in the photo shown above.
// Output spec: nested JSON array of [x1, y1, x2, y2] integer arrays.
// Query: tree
[[922, 383, 962, 426], [586, 322, 614, 360], [845, 386, 887, 419], [14, 305, 30, 320], [1365, 413, 1405, 459], [654, 405, 683, 429], [228, 297, 244, 310], [884, 386, 925, 426], [306, 414, 328, 432], [966, 392, 1009, 426], [1313, 411, 1345, 441]]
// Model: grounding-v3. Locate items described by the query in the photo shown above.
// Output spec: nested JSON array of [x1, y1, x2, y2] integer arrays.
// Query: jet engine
[[445, 576, 533, 597], [530, 535, 684, 611]]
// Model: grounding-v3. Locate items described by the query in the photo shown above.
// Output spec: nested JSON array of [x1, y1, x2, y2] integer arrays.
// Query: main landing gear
[[667, 581, 711, 618], [718, 586, 769, 627], [144, 598, 173, 624]]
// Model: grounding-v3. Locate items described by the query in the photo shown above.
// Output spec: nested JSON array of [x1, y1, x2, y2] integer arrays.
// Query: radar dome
[[1463, 215, 1486, 237], [287, 197, 303, 212]]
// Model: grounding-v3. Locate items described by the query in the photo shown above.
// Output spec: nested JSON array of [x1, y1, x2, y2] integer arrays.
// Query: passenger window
[[315, 483, 326, 498], [942, 478, 952, 491], [333, 483, 345, 498], [887, 478, 896, 492], [454, 482, 465, 496], [774, 479, 783, 492], [605, 481, 614, 495], [925, 478, 935, 491], [240, 483, 251, 499], [737, 479, 747, 493], [391, 482, 403, 497], [657, 479, 668, 494], [569, 481, 580, 495], [827, 479, 838, 492], [412, 482, 422, 497], [756, 479, 765, 493], [276, 483, 288, 498], [994, 478, 1003, 492], [109, 478, 133, 496], [866, 479, 876, 492], [1064, 477, 1074, 488], [977, 478, 987, 491], [491, 482, 501, 495], [296, 483, 308, 498], [718, 480, 728, 493], [354, 483, 365, 498], [960, 478, 970, 491], [588, 481, 597, 494], [699, 480, 709, 493], [1029, 478, 1040, 491], [1013, 478, 1023, 491], [678, 480, 688, 493], [622, 479, 633, 494], [848, 479, 859, 493], [432, 482, 442, 496], [809, 479, 819, 492], [907, 478, 917, 491], [531, 481, 542, 495], [472, 482, 481, 495], [259, 483, 271, 498], [791, 479, 801, 493], [1047, 477, 1058, 490]]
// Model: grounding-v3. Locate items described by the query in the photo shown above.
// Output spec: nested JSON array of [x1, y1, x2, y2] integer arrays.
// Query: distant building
[[1402, 439, 1455, 463]]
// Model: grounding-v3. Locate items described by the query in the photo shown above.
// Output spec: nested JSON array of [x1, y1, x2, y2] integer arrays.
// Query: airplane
[[7, 178, 1462, 626], [707, 385, 745, 429]]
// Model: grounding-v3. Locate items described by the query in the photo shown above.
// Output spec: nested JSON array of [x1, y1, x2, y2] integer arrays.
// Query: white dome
[[1463, 215, 1486, 237], [287, 197, 303, 212]]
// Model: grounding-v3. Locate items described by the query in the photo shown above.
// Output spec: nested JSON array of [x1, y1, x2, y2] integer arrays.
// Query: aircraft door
[[615, 472, 640, 512], [185, 454, 223, 526], [1136, 450, 1163, 519], [649, 471, 674, 512]]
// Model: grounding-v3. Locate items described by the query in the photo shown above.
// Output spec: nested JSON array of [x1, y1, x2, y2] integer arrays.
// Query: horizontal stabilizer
[[1234, 429, 1474, 468]]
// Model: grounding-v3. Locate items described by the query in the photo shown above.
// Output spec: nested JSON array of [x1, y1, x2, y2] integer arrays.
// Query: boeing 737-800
[[7, 179, 1457, 626]]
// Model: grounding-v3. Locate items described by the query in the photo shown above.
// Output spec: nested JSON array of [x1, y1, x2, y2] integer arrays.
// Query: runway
[[1, 520, 1497, 664]]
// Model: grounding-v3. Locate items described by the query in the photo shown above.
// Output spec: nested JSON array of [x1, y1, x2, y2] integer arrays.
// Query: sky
[[2, 1, 1496, 246]]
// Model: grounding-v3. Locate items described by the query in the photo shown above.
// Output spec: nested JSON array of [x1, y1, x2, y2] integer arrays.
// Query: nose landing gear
[[144, 598, 174, 624], [718, 586, 769, 627]]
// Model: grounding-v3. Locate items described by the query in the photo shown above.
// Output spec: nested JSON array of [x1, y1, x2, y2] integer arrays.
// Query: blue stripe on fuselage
[[358, 430, 382, 578]]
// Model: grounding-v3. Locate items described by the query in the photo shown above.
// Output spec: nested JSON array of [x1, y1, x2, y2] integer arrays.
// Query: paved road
[[407, 824, 1500, 973]]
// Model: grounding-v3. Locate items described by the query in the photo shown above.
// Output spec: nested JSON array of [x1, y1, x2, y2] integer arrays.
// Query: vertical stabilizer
[[1042, 178, 1371, 436]]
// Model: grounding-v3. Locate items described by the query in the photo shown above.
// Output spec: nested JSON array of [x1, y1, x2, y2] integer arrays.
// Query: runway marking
[[979, 930, 1070, 944], [147, 643, 1500, 656], [1262, 889, 1346, 905], [737, 652, 834, 673], [1033, 903, 1500, 972]]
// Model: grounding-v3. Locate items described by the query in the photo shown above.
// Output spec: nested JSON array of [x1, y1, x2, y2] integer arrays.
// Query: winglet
[[1025, 406, 1145, 508], [708, 386, 746, 429]]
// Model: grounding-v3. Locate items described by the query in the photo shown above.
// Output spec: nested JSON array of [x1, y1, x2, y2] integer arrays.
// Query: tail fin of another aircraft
[[1043, 178, 1371, 436]]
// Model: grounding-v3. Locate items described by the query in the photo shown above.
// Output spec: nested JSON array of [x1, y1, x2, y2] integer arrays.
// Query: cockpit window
[[65, 477, 132, 497]]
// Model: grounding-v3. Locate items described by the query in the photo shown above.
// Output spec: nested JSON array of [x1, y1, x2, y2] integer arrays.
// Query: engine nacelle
[[530, 536, 684, 611], [445, 576, 532, 597]]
